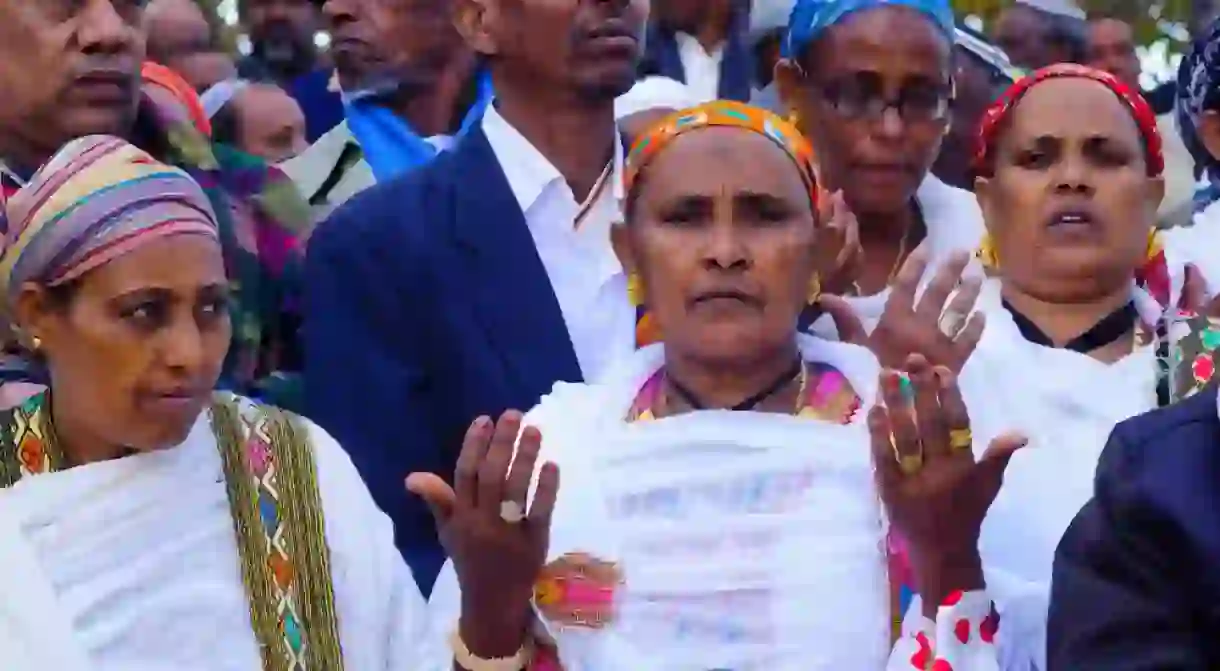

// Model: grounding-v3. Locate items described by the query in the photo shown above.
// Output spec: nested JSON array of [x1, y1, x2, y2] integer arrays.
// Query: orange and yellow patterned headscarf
[[623, 100, 820, 213]]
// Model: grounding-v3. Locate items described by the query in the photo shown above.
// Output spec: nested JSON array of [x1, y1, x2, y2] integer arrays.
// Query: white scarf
[[954, 278, 1189, 667], [429, 335, 892, 670]]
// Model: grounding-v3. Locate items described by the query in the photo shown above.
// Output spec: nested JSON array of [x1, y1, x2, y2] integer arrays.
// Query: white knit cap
[[615, 77, 697, 120]]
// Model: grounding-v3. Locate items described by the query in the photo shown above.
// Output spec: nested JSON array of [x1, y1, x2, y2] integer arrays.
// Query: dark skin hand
[[869, 353, 1027, 618], [821, 247, 985, 374], [407, 411, 560, 667]]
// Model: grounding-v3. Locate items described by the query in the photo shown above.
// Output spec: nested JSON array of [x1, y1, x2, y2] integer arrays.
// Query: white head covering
[[1016, 0, 1085, 20], [200, 79, 251, 119], [749, 0, 797, 47], [614, 77, 696, 120]]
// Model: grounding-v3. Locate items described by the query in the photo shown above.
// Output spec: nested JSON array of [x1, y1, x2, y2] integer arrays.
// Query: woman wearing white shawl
[[897, 64, 1220, 670], [0, 136, 534, 670], [421, 101, 1029, 670], [774, 0, 987, 338]]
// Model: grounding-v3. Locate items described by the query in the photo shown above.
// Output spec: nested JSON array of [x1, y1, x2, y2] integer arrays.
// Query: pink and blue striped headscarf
[[0, 135, 219, 307]]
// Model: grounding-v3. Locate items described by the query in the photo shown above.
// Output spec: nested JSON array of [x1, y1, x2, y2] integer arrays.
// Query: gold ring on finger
[[499, 500, 526, 524], [949, 428, 972, 453], [898, 452, 924, 475]]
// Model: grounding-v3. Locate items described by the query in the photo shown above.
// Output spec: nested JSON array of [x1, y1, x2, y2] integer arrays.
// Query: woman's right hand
[[821, 248, 985, 373], [406, 411, 559, 657]]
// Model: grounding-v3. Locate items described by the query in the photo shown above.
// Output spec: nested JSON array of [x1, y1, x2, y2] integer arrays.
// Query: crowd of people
[[4, 0, 1220, 668]]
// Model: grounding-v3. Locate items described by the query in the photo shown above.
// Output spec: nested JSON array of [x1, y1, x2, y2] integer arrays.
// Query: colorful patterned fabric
[[0, 392, 345, 670], [1175, 17, 1220, 213], [974, 64, 1164, 178], [142, 61, 211, 137], [782, 0, 955, 60], [972, 64, 1171, 308], [0, 136, 219, 302], [626, 360, 861, 423], [0, 81, 309, 407], [625, 100, 819, 211]]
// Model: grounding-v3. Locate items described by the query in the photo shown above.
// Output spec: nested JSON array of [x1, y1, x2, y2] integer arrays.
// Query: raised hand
[[817, 190, 864, 297], [406, 411, 559, 656], [837, 248, 985, 373], [1181, 264, 1220, 317], [869, 354, 1026, 615]]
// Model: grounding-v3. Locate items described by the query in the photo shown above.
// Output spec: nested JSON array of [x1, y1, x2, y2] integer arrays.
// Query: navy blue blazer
[[1048, 384, 1220, 669], [303, 128, 583, 594]]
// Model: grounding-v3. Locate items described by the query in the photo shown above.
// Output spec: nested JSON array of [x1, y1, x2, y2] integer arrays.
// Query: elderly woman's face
[[19, 235, 231, 451], [976, 78, 1164, 303], [614, 127, 818, 364], [780, 7, 951, 219]]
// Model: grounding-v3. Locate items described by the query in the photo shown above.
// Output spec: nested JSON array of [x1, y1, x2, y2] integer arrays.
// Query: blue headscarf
[[1176, 17, 1220, 213], [782, 0, 955, 60]]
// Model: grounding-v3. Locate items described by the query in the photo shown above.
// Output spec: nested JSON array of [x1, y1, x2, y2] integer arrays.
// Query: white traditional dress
[[429, 335, 1004, 670], [0, 392, 434, 670], [935, 277, 1220, 669]]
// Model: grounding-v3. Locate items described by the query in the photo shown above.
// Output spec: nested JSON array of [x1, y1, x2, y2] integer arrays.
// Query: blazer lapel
[[448, 129, 584, 395]]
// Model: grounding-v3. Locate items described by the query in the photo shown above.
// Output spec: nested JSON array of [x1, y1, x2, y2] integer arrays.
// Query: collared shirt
[[481, 105, 636, 381], [674, 33, 725, 103]]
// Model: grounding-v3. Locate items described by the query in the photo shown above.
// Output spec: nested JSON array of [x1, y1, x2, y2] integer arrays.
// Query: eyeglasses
[[815, 76, 953, 124]]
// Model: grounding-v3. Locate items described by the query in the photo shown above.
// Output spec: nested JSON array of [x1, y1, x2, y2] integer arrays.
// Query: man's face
[[324, 0, 462, 94], [1088, 18, 1141, 89], [993, 5, 1050, 70], [242, 0, 318, 68], [145, 0, 236, 90], [0, 0, 145, 161], [474, 0, 649, 103]]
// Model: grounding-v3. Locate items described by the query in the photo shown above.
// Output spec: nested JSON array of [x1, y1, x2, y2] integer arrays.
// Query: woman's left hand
[[1181, 263, 1220, 317], [869, 354, 1027, 616], [817, 190, 864, 296]]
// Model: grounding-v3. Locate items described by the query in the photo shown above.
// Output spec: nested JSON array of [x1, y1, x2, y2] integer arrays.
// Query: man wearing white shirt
[[643, 0, 754, 102], [304, 0, 647, 594]]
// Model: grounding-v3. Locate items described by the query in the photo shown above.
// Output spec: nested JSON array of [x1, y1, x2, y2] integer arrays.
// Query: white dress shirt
[[675, 33, 725, 103], [481, 105, 637, 382]]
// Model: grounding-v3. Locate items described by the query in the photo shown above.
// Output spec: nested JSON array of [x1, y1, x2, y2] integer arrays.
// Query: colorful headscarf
[[971, 64, 1171, 307], [142, 62, 211, 138], [975, 63, 1163, 179], [0, 135, 218, 306], [1176, 16, 1220, 212], [624, 100, 819, 211], [782, 0, 955, 60], [624, 101, 820, 347]]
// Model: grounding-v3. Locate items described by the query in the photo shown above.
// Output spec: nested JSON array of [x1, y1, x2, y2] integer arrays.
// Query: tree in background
[[952, 0, 1196, 48]]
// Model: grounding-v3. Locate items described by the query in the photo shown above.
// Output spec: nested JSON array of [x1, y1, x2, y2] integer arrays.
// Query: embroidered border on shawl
[[212, 395, 345, 671], [0, 392, 344, 671]]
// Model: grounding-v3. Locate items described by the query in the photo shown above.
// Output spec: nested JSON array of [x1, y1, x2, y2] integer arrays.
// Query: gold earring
[[30, 336, 41, 351], [976, 234, 999, 269], [626, 273, 643, 306], [807, 274, 821, 304]]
